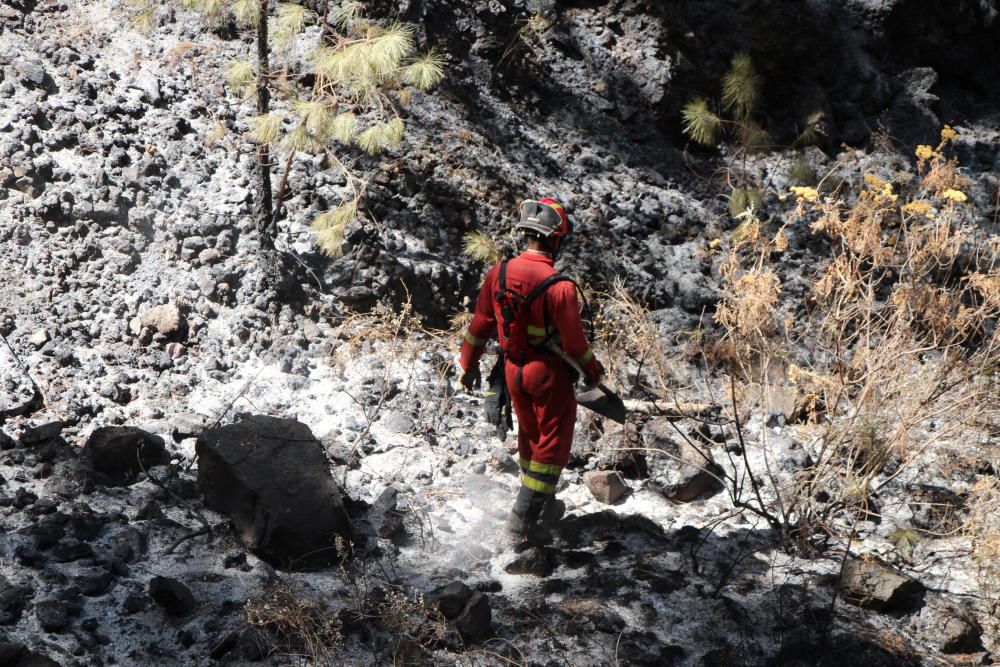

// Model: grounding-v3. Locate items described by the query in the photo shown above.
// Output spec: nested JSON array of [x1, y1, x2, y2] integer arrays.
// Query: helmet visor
[[518, 200, 564, 235]]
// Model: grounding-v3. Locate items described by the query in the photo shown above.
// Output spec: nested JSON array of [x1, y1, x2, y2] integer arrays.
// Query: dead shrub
[[967, 477, 1000, 645], [701, 128, 999, 544], [244, 584, 343, 661]]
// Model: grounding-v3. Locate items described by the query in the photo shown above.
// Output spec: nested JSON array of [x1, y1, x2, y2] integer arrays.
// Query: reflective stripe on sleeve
[[578, 347, 594, 365], [464, 331, 486, 347]]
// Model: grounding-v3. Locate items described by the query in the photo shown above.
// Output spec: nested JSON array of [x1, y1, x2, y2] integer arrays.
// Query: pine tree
[[680, 52, 770, 218], [132, 0, 445, 261]]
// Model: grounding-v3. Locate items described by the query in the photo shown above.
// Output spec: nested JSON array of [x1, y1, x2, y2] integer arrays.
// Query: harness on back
[[495, 259, 575, 365], [483, 259, 580, 441]]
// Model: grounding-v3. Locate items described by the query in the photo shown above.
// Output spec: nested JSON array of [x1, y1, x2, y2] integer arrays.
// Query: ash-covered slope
[[2, 0, 997, 325], [0, 0, 998, 665]]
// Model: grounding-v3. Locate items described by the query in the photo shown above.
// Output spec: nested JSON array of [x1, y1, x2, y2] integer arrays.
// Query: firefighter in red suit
[[458, 198, 604, 542]]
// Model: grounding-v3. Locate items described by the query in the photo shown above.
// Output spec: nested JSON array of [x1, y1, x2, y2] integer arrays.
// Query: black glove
[[586, 360, 605, 386], [484, 356, 513, 440], [460, 365, 481, 392]]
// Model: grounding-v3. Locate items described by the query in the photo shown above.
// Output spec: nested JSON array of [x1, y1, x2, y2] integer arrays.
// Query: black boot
[[538, 497, 565, 527], [505, 485, 554, 546]]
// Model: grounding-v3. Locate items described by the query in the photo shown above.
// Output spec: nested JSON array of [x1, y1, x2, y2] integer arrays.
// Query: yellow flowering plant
[[790, 186, 819, 202]]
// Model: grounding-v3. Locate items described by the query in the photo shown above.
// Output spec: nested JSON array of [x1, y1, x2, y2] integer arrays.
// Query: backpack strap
[[497, 259, 514, 342], [523, 273, 577, 351], [496, 260, 580, 358]]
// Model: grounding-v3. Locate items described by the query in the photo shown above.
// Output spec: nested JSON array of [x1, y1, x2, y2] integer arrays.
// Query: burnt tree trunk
[[254, 0, 275, 250]]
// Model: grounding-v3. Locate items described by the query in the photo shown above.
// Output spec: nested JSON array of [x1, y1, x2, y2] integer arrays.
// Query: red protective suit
[[460, 252, 602, 494]]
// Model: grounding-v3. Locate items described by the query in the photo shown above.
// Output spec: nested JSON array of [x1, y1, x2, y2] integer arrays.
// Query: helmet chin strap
[[551, 235, 567, 261]]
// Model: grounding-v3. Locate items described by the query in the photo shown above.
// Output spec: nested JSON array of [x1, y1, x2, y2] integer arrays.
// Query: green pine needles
[[681, 98, 721, 146], [681, 51, 764, 150], [312, 201, 357, 257], [463, 231, 502, 264], [729, 187, 763, 219], [133, 0, 447, 259], [721, 53, 761, 120]]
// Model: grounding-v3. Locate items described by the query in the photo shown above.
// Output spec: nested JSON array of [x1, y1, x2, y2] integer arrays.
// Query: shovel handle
[[546, 343, 614, 397]]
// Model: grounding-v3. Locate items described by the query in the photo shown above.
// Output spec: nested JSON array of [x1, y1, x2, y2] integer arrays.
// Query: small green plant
[[721, 52, 761, 120], [728, 187, 763, 219], [682, 98, 722, 146], [787, 152, 816, 185], [681, 52, 771, 218], [680, 52, 767, 150], [889, 527, 921, 557]]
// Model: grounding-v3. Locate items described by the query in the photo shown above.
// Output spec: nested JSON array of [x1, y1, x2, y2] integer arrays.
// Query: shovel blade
[[576, 387, 628, 424]]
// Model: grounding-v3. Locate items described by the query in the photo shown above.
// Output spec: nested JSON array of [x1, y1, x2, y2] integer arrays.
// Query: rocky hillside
[[1, 0, 998, 665]]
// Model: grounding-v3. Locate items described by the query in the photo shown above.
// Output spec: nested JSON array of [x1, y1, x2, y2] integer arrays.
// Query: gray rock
[[584, 470, 628, 504], [73, 568, 113, 597], [908, 484, 966, 533], [0, 335, 39, 418], [939, 614, 982, 654], [645, 419, 722, 502], [149, 576, 195, 616], [131, 69, 161, 105], [139, 303, 186, 340], [35, 599, 70, 633], [428, 581, 473, 619], [0, 576, 31, 625], [456, 591, 491, 642], [910, 597, 983, 654], [839, 558, 923, 612], [27, 330, 49, 349], [371, 486, 405, 540], [171, 412, 213, 442], [19, 419, 67, 446], [165, 342, 186, 359], [378, 410, 414, 434], [196, 415, 352, 569], [83, 426, 169, 486], [13, 59, 46, 87]]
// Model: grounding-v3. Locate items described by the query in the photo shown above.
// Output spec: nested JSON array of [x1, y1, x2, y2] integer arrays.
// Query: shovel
[[547, 343, 628, 424]]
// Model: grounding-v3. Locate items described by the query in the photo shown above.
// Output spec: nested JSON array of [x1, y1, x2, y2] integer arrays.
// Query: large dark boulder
[[83, 426, 169, 486], [196, 415, 352, 569], [0, 576, 31, 626]]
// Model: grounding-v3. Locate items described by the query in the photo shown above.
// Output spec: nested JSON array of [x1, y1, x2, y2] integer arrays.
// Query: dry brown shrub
[[715, 268, 782, 342], [706, 132, 999, 542], [370, 586, 450, 658], [245, 584, 343, 661], [967, 478, 1000, 644], [593, 276, 680, 395]]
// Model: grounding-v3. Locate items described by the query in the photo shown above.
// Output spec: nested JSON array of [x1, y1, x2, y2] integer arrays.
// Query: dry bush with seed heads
[[591, 276, 680, 397], [244, 584, 344, 661], [967, 478, 1000, 640], [702, 129, 1000, 545]]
